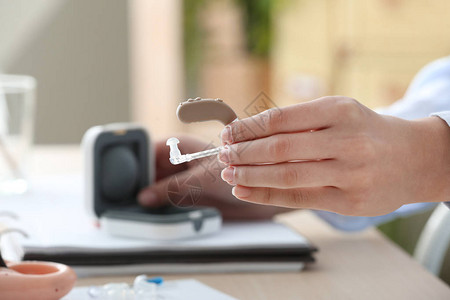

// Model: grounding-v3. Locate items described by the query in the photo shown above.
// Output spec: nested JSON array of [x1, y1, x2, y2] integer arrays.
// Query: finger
[[221, 160, 339, 189], [221, 96, 343, 145], [231, 185, 345, 211], [139, 164, 222, 208], [139, 168, 202, 207], [138, 182, 171, 207], [219, 130, 335, 165]]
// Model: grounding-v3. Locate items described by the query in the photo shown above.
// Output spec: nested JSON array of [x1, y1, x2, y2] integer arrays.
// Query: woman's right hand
[[138, 135, 291, 220]]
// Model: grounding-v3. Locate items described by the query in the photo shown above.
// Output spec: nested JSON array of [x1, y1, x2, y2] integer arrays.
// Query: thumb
[[138, 168, 201, 208]]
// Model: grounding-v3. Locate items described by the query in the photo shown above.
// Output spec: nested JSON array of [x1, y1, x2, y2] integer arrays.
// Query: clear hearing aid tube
[[166, 138, 224, 165]]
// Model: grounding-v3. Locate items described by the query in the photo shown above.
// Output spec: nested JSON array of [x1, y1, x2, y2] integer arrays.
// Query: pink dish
[[0, 260, 77, 300]]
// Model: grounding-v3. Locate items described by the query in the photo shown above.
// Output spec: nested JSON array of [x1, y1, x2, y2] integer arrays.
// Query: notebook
[[0, 174, 317, 277]]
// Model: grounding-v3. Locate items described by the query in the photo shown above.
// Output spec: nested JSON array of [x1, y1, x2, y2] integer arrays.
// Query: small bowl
[[0, 261, 77, 300]]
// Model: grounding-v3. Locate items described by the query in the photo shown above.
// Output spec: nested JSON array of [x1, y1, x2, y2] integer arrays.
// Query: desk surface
[[33, 146, 450, 299]]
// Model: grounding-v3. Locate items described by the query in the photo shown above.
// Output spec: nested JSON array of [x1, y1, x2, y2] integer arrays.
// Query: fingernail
[[221, 166, 235, 184], [218, 148, 230, 164], [221, 126, 232, 145], [138, 190, 158, 205], [232, 186, 252, 199]]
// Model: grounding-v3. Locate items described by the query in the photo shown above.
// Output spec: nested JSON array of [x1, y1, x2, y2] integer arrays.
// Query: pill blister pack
[[63, 276, 237, 300], [86, 275, 172, 300]]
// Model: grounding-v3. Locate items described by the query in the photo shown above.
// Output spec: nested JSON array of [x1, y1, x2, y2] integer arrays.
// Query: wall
[[272, 0, 450, 108], [4, 0, 130, 144], [130, 0, 184, 141], [271, 0, 450, 283]]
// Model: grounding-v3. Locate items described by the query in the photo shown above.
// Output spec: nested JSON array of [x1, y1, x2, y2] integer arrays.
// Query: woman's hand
[[219, 96, 450, 216], [138, 135, 291, 220]]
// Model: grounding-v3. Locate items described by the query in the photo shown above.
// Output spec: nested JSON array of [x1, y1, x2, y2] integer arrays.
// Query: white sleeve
[[431, 111, 450, 127], [377, 56, 450, 120], [429, 111, 450, 209]]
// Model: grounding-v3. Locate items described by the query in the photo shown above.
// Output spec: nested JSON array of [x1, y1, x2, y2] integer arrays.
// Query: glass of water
[[0, 74, 35, 195]]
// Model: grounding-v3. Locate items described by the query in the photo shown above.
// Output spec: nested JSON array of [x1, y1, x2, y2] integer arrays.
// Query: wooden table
[[33, 146, 450, 299]]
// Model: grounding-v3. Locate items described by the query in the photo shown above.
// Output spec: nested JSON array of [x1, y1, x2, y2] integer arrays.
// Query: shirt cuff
[[430, 111, 450, 127], [430, 111, 450, 210], [314, 202, 436, 232]]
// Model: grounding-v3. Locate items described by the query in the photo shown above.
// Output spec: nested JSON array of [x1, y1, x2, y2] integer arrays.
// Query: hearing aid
[[168, 97, 238, 165]]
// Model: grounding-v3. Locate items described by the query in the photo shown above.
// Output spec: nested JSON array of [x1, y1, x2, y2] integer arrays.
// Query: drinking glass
[[0, 74, 35, 195]]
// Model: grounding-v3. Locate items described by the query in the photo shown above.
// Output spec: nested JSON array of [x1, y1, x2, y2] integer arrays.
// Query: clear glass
[[0, 74, 35, 195]]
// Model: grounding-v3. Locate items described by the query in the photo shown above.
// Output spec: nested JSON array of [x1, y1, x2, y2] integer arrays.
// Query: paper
[[62, 279, 237, 300], [0, 174, 314, 277], [1, 174, 310, 254]]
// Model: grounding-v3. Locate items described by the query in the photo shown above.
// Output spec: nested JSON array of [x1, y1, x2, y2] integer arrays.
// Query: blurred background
[[1, 0, 449, 283]]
